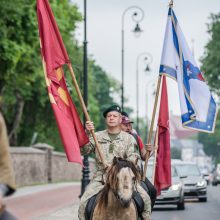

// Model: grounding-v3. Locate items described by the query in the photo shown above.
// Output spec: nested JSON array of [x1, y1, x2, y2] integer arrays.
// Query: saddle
[[85, 191, 144, 220]]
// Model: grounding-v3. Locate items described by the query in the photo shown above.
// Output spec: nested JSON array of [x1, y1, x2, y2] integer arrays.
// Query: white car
[[173, 161, 207, 202], [146, 160, 185, 210]]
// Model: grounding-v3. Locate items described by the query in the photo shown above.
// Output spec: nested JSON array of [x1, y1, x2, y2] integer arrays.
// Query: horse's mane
[[97, 157, 140, 213]]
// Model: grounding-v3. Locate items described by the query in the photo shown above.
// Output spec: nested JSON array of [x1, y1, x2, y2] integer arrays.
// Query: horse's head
[[105, 157, 140, 208]]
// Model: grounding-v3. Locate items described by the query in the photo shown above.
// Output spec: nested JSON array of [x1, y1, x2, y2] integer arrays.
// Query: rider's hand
[[145, 144, 153, 152], [142, 144, 153, 160], [85, 121, 94, 132]]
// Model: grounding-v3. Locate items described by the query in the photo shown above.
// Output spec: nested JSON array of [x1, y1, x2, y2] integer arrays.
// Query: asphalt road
[[4, 183, 220, 220], [152, 185, 220, 220]]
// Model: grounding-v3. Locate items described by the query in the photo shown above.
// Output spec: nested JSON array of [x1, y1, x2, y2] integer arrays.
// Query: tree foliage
[[198, 114, 220, 164], [199, 12, 220, 164], [0, 0, 121, 150], [201, 13, 220, 95]]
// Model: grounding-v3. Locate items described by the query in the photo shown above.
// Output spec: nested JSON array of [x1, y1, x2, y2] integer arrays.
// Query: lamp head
[[145, 64, 151, 72], [133, 23, 142, 38]]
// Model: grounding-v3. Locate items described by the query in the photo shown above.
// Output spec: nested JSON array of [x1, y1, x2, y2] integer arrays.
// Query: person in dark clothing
[[120, 112, 157, 209], [120, 114, 149, 160]]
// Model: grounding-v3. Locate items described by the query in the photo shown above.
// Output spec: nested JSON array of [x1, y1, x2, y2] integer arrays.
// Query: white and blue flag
[[160, 7, 217, 133]]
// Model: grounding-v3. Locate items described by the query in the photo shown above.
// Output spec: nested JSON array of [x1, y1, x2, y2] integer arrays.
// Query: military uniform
[[0, 112, 16, 218], [78, 130, 152, 220], [0, 112, 16, 195]]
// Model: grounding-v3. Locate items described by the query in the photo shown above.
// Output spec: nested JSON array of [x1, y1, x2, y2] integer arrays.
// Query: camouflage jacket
[[0, 112, 16, 195], [81, 130, 140, 181]]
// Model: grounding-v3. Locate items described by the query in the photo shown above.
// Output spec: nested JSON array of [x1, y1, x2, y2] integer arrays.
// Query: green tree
[[88, 61, 121, 131], [0, 0, 44, 145], [199, 12, 220, 164], [199, 114, 220, 164], [0, 0, 86, 149], [0, 0, 121, 151], [201, 13, 220, 95]]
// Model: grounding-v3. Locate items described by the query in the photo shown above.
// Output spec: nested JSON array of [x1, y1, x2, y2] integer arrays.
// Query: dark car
[[174, 161, 207, 202], [212, 164, 220, 186]]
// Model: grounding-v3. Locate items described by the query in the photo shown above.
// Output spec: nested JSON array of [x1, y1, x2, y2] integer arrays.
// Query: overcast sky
[[71, 0, 220, 120]]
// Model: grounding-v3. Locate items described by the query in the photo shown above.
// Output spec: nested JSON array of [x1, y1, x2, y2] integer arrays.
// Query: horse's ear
[[123, 152, 128, 159], [113, 156, 118, 164], [134, 156, 139, 166]]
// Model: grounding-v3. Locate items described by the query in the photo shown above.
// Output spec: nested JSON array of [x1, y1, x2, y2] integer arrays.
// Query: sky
[[71, 0, 220, 120]]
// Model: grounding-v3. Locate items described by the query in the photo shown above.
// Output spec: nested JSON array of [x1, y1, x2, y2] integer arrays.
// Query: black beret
[[103, 104, 122, 118], [121, 111, 129, 117]]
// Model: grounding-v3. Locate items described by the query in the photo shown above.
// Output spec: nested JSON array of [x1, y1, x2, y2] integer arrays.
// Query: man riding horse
[[78, 104, 152, 220]]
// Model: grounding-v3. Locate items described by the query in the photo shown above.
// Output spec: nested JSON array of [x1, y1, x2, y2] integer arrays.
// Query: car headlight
[[197, 180, 207, 187], [171, 183, 181, 191]]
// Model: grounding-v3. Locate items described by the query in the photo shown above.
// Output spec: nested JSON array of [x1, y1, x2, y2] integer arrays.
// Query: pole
[[136, 66, 139, 134], [80, 0, 89, 197], [76, 0, 106, 196], [142, 75, 162, 180], [152, 127, 159, 184], [121, 27, 124, 110], [136, 52, 152, 134], [67, 69, 106, 166], [121, 6, 144, 110]]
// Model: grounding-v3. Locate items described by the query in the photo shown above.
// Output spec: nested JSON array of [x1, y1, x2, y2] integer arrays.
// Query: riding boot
[[78, 180, 104, 220], [136, 184, 152, 220]]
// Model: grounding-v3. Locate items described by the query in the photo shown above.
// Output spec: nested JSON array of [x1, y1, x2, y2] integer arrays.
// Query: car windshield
[[146, 165, 178, 178], [175, 164, 201, 176]]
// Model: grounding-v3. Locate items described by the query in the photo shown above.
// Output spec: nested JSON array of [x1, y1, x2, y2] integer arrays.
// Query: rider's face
[[106, 111, 122, 127], [121, 123, 132, 133]]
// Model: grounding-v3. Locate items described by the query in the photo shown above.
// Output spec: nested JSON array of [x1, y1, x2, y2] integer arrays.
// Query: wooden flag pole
[[142, 75, 162, 180], [152, 127, 159, 185], [67, 63, 107, 167]]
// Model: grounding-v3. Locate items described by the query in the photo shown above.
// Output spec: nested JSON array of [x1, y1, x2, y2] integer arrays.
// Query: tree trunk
[[8, 92, 24, 145]]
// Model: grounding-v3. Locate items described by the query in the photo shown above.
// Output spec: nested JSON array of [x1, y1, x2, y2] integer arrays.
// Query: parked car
[[174, 161, 207, 202], [199, 166, 211, 185], [212, 164, 220, 186], [146, 160, 185, 210]]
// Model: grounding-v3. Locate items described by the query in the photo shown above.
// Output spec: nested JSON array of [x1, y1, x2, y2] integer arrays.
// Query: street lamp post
[[80, 0, 90, 198], [136, 52, 153, 134], [145, 79, 156, 143], [121, 6, 144, 110]]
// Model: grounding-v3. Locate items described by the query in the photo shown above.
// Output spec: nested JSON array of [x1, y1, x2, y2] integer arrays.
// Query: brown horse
[[92, 157, 141, 220]]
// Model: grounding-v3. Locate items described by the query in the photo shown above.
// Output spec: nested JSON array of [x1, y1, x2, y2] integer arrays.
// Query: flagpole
[[142, 75, 162, 180], [152, 127, 159, 185], [67, 63, 107, 167]]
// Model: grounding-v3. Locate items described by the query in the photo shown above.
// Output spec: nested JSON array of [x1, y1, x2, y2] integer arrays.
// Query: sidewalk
[[35, 202, 79, 220], [4, 182, 81, 220]]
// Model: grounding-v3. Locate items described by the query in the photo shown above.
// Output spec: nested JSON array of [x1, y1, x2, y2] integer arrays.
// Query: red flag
[[155, 76, 171, 195], [37, 0, 89, 165]]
